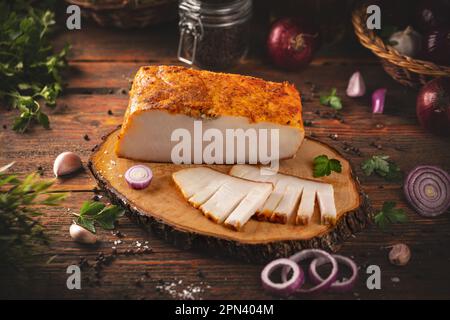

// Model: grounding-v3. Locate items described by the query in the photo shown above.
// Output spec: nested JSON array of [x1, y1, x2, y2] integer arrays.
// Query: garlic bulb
[[346, 71, 366, 97], [388, 26, 422, 57], [53, 152, 82, 177], [70, 224, 97, 244], [389, 243, 411, 266]]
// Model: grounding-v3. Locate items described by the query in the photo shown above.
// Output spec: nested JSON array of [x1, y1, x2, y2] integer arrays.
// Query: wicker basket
[[66, 0, 177, 29], [352, 4, 450, 88]]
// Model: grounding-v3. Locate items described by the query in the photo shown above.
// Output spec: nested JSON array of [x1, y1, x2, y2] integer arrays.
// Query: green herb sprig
[[361, 155, 402, 181], [313, 155, 342, 177], [320, 88, 343, 110], [374, 201, 408, 229], [0, 1, 69, 133], [0, 162, 68, 268], [73, 201, 124, 234]]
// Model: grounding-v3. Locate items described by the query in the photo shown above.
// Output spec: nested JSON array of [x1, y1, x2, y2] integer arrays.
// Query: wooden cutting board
[[89, 129, 372, 262]]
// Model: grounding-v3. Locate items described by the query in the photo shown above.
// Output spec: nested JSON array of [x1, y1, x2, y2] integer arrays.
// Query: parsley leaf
[[320, 88, 343, 110], [374, 201, 408, 229], [0, 1, 69, 133], [313, 155, 342, 177], [361, 155, 403, 181], [74, 201, 124, 234]]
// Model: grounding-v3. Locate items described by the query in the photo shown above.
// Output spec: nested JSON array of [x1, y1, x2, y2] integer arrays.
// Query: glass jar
[[177, 0, 252, 70]]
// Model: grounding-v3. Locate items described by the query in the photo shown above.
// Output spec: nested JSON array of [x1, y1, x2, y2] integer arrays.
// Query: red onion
[[125, 165, 153, 190], [267, 17, 320, 70], [404, 165, 450, 217], [416, 78, 450, 137], [415, 1, 450, 32], [281, 249, 338, 293], [422, 27, 450, 66], [372, 88, 387, 114], [261, 258, 304, 296], [346, 71, 366, 97], [308, 254, 358, 292]]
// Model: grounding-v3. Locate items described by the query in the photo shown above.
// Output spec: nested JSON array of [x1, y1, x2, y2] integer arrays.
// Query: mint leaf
[[313, 155, 342, 177], [74, 201, 124, 233], [80, 201, 105, 216], [320, 88, 343, 110], [75, 216, 96, 234], [95, 206, 124, 230]]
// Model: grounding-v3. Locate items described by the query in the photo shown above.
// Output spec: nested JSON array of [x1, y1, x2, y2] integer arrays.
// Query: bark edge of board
[[88, 128, 373, 263]]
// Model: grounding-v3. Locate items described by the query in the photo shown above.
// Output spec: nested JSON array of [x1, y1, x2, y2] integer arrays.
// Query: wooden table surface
[[1, 22, 449, 300]]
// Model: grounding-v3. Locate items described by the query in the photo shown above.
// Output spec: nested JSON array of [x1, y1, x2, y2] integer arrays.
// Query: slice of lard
[[172, 167, 273, 230], [229, 165, 337, 225]]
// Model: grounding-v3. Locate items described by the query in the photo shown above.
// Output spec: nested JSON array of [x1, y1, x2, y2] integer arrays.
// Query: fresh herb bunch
[[0, 1, 69, 133], [320, 88, 343, 110], [361, 155, 402, 181], [0, 162, 68, 269], [313, 155, 342, 177], [73, 201, 125, 234], [375, 201, 408, 229]]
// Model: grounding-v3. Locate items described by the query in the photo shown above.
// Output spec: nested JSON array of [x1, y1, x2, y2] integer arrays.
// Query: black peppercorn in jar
[[178, 0, 252, 70]]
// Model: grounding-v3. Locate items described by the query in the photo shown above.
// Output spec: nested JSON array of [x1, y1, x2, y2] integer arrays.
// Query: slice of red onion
[[261, 258, 304, 296], [372, 88, 387, 114], [404, 165, 450, 217], [281, 249, 338, 293], [125, 165, 153, 190], [309, 254, 358, 292]]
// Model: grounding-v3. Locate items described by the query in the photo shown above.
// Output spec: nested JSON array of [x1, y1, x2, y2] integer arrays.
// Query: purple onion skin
[[422, 27, 450, 66], [416, 78, 450, 137], [308, 255, 358, 293], [267, 17, 321, 70], [415, 1, 450, 32], [404, 165, 450, 217]]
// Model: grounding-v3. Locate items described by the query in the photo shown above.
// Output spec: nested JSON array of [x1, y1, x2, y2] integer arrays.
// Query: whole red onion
[[267, 17, 320, 70], [416, 78, 450, 137], [415, 1, 450, 32], [422, 27, 450, 66]]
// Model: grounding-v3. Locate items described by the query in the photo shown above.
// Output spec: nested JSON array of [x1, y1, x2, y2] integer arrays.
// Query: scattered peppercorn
[[304, 120, 313, 127], [83, 134, 90, 141], [197, 269, 205, 278], [107, 109, 113, 115], [329, 133, 338, 140], [37, 166, 44, 176]]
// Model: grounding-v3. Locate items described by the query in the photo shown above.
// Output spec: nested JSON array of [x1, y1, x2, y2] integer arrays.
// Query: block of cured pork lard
[[229, 165, 337, 225], [172, 167, 273, 231], [115, 66, 304, 164]]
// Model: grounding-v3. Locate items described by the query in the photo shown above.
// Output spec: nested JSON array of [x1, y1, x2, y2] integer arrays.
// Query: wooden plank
[[1, 191, 448, 299], [1, 22, 450, 299]]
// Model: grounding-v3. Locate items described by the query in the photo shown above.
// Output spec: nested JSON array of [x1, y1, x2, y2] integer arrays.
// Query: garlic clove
[[388, 243, 411, 266], [70, 223, 97, 244], [346, 71, 366, 97], [53, 152, 82, 177]]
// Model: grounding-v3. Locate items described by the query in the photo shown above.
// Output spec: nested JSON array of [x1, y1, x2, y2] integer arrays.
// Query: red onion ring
[[125, 165, 153, 190], [403, 165, 450, 217], [261, 258, 304, 296], [281, 249, 338, 293], [309, 254, 358, 292]]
